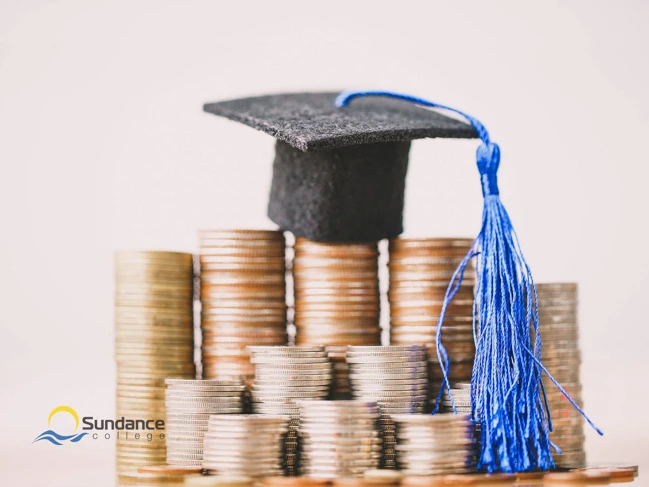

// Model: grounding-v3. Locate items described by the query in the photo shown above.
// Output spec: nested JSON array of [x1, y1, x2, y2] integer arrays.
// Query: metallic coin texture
[[199, 230, 288, 387], [114, 250, 195, 471], [388, 238, 475, 411]]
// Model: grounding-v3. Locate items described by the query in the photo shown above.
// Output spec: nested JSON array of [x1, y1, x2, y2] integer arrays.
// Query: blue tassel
[[336, 91, 603, 473]]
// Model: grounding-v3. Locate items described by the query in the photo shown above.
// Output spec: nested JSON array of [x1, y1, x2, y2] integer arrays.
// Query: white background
[[1, 1, 648, 485]]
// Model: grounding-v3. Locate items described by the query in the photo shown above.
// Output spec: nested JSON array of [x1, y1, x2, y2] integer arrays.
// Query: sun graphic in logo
[[33, 406, 88, 446]]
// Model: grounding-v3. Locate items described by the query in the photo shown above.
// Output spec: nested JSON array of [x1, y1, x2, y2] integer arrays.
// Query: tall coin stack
[[202, 414, 290, 477], [388, 238, 475, 410], [536, 282, 585, 467], [114, 251, 196, 471], [347, 345, 428, 469], [199, 230, 288, 385], [393, 414, 476, 475], [165, 379, 245, 467], [293, 238, 381, 398], [299, 400, 381, 478], [249, 346, 332, 475]]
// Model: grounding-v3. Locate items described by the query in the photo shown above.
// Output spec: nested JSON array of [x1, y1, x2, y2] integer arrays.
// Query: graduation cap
[[203, 92, 477, 243], [205, 90, 601, 473]]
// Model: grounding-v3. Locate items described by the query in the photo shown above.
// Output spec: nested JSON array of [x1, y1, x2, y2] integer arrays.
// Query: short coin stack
[[347, 345, 428, 469], [393, 414, 477, 475], [439, 382, 472, 414], [536, 282, 585, 467], [117, 469, 202, 486], [165, 379, 245, 467], [326, 345, 352, 400], [202, 415, 290, 477], [299, 400, 381, 478], [249, 346, 332, 475], [388, 238, 475, 410], [114, 251, 196, 471], [199, 230, 288, 384]]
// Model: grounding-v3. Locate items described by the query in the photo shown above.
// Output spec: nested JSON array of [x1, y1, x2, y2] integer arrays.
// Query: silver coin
[[166, 407, 244, 415], [252, 384, 331, 393], [254, 376, 332, 385], [348, 372, 428, 381], [165, 396, 244, 404], [347, 356, 427, 365], [347, 345, 426, 352], [202, 451, 284, 461], [254, 362, 332, 371], [351, 384, 429, 394], [348, 363, 428, 373], [351, 377, 428, 385]]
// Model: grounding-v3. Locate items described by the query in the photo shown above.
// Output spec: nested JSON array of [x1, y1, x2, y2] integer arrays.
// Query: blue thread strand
[[337, 90, 603, 473]]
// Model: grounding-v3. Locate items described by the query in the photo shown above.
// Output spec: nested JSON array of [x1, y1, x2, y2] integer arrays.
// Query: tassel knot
[[477, 142, 500, 197]]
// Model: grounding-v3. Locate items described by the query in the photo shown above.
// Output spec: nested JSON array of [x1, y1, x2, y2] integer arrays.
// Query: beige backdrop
[[1, 1, 648, 485]]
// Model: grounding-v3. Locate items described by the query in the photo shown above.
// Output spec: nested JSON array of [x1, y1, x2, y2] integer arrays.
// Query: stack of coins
[[202, 414, 290, 478], [117, 468, 202, 486], [299, 400, 381, 478], [388, 238, 475, 409], [293, 238, 381, 397], [114, 251, 196, 471], [326, 346, 352, 400], [393, 414, 476, 475], [249, 346, 332, 475], [185, 477, 255, 487], [164, 379, 245, 467], [347, 346, 428, 469], [438, 382, 479, 462], [439, 382, 472, 414], [293, 238, 381, 347], [199, 230, 288, 385], [536, 283, 585, 467]]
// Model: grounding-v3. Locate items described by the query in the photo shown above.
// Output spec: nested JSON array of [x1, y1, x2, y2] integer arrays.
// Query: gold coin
[[137, 465, 203, 475], [115, 250, 193, 264], [115, 310, 193, 324], [184, 475, 254, 487]]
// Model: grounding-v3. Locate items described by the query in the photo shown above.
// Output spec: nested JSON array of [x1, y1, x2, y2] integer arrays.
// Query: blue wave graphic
[[33, 430, 88, 446]]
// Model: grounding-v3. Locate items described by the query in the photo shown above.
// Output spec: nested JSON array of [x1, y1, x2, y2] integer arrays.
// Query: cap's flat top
[[204, 92, 477, 151]]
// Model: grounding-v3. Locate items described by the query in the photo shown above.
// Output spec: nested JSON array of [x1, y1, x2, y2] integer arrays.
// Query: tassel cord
[[336, 90, 602, 472]]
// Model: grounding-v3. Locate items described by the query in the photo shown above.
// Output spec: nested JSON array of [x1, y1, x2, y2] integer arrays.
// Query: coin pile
[[536, 282, 585, 467], [202, 414, 290, 477], [299, 400, 381, 478], [293, 238, 381, 347], [438, 383, 479, 461], [199, 230, 288, 384], [347, 345, 428, 469], [165, 379, 245, 467], [185, 477, 254, 487], [388, 238, 475, 410], [292, 238, 381, 397], [439, 382, 472, 414], [393, 414, 476, 475], [326, 345, 352, 400], [117, 468, 202, 486], [114, 251, 196, 471], [249, 346, 332, 475]]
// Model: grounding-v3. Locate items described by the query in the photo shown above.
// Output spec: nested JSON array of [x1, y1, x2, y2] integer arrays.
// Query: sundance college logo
[[33, 406, 165, 446]]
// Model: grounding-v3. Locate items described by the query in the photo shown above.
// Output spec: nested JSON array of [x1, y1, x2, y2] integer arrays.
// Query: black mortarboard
[[204, 92, 477, 243]]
